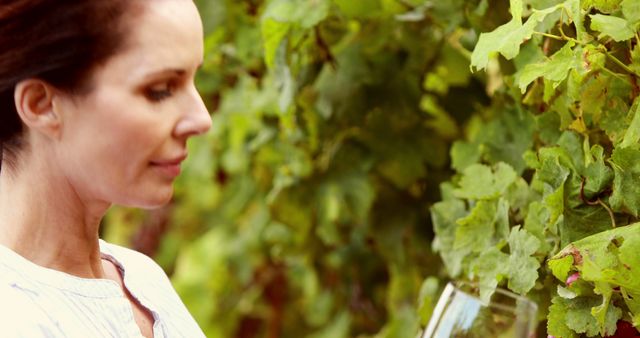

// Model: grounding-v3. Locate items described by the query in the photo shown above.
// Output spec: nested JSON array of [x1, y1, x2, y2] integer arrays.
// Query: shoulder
[[99, 240, 178, 296], [100, 241, 206, 336], [100, 240, 168, 278], [0, 282, 61, 337]]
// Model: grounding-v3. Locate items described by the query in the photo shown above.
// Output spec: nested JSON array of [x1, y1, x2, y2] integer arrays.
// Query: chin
[[125, 187, 174, 209]]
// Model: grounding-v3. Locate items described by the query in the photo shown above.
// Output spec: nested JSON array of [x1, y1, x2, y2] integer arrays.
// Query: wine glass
[[420, 282, 538, 338]]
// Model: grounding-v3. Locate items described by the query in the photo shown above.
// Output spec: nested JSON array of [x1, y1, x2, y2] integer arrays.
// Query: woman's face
[[54, 0, 211, 208]]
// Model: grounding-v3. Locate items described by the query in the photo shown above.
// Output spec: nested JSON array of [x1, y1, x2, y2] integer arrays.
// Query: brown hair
[[0, 0, 139, 170]]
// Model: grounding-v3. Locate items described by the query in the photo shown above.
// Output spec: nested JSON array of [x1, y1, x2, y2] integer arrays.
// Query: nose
[[174, 87, 212, 138]]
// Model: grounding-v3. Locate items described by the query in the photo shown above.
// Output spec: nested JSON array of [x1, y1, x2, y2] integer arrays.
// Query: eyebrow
[[143, 63, 203, 80], [144, 68, 186, 79]]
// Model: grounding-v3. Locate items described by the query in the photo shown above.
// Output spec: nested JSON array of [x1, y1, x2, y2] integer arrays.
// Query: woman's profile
[[0, 0, 211, 337]]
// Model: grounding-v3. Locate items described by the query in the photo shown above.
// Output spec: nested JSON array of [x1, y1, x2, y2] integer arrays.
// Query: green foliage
[[434, 0, 640, 336], [102, 0, 640, 337]]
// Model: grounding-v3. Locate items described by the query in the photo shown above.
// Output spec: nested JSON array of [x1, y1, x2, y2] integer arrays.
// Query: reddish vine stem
[[314, 26, 337, 70]]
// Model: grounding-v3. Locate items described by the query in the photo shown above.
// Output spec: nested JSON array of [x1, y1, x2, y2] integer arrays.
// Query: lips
[[150, 154, 187, 177]]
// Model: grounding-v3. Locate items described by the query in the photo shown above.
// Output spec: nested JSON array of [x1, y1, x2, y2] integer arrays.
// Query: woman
[[0, 0, 211, 337]]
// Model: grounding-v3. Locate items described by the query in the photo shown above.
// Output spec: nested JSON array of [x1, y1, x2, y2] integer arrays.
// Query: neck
[[0, 154, 110, 279]]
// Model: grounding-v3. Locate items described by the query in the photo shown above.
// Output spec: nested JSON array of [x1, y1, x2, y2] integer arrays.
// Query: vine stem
[[580, 177, 616, 228], [598, 199, 617, 228], [532, 31, 581, 44], [601, 48, 640, 77], [532, 31, 564, 41], [532, 31, 638, 77]]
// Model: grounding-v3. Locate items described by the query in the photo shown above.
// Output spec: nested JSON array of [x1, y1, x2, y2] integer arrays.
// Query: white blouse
[[0, 240, 205, 338]]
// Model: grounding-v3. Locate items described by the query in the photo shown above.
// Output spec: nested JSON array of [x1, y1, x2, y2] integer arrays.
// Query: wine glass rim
[[449, 281, 538, 312]]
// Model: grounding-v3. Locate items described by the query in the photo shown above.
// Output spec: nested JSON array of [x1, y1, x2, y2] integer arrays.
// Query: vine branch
[[580, 177, 616, 228]]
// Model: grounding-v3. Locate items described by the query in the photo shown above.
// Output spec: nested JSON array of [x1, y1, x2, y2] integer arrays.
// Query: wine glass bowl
[[420, 282, 538, 338]]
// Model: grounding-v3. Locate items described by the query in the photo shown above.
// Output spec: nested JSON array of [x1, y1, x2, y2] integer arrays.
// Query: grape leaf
[[475, 109, 536, 173], [454, 198, 509, 253], [262, 19, 290, 69], [431, 198, 469, 277], [583, 0, 623, 13], [471, 5, 558, 71], [516, 42, 579, 93], [470, 247, 509, 302], [417, 277, 439, 326], [592, 282, 622, 336], [549, 254, 574, 282], [620, 102, 640, 148], [563, 0, 586, 40], [632, 44, 640, 75], [548, 296, 578, 338], [450, 141, 481, 172], [536, 146, 574, 189], [609, 146, 640, 216], [334, 0, 382, 18], [601, 96, 632, 144], [551, 223, 640, 274], [589, 14, 635, 42], [549, 222, 640, 333], [622, 0, 640, 25], [507, 226, 541, 294], [565, 297, 616, 336], [524, 201, 554, 252], [453, 163, 517, 200], [617, 234, 640, 323], [583, 145, 614, 197]]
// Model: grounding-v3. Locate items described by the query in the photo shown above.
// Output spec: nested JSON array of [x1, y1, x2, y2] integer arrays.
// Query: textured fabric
[[0, 240, 206, 338]]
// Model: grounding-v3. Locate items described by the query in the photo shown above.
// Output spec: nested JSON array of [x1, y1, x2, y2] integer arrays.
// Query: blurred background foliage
[[103, 0, 527, 337]]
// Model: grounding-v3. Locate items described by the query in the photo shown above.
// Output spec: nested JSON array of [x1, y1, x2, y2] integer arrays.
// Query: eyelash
[[145, 82, 176, 102]]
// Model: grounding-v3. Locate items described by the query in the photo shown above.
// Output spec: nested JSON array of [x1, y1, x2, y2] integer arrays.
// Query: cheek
[[64, 99, 169, 179]]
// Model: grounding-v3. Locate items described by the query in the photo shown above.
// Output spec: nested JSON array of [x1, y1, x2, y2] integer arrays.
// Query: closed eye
[[144, 81, 177, 102]]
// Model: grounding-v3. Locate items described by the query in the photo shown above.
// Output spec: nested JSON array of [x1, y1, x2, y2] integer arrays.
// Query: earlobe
[[13, 79, 61, 139]]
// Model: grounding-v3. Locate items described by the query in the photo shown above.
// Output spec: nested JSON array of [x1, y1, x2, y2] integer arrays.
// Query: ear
[[13, 79, 61, 139]]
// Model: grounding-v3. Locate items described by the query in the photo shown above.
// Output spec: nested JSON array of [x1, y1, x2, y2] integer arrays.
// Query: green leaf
[[507, 226, 541, 294], [306, 311, 351, 338], [524, 201, 553, 252], [547, 296, 578, 338], [549, 254, 574, 282], [583, 145, 614, 197], [565, 297, 607, 336], [516, 42, 579, 93], [632, 44, 640, 75], [420, 94, 460, 140], [620, 102, 640, 148], [454, 199, 508, 253], [470, 6, 558, 71], [431, 199, 469, 277], [475, 110, 536, 173], [536, 146, 573, 189], [453, 163, 518, 200], [450, 141, 481, 172], [562, 198, 614, 247], [609, 146, 640, 216], [601, 96, 632, 144], [592, 282, 622, 336], [564, 0, 586, 40], [580, 68, 609, 122], [261, 19, 290, 69], [333, 0, 382, 18], [264, 0, 331, 28], [622, 0, 640, 25], [583, 0, 623, 13], [471, 247, 509, 302], [589, 14, 635, 42], [536, 111, 562, 144], [417, 277, 440, 325], [552, 223, 640, 298]]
